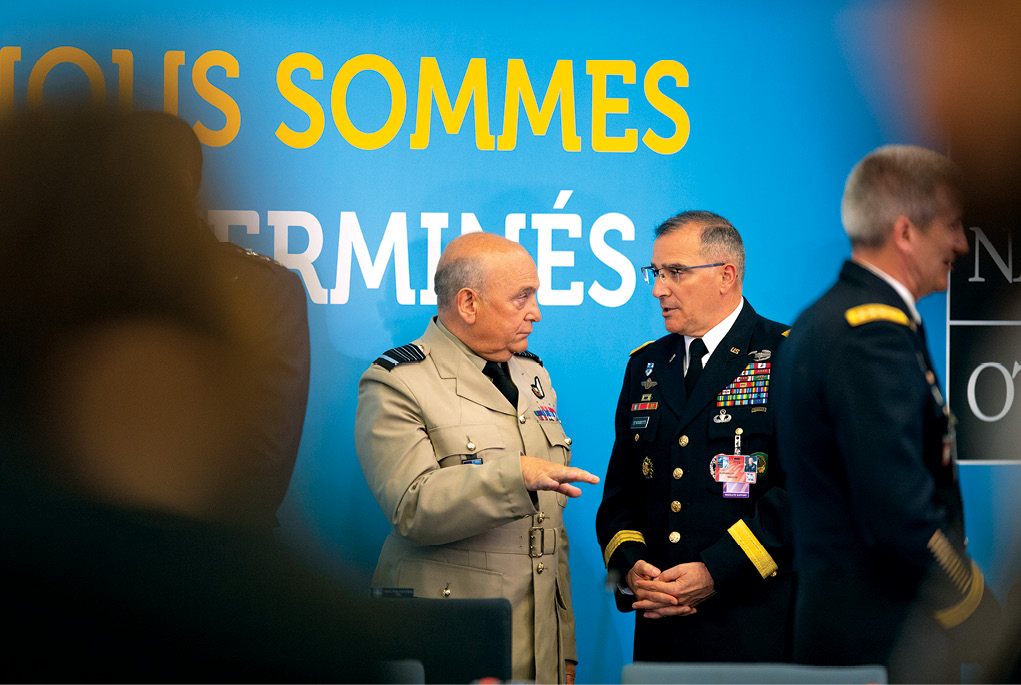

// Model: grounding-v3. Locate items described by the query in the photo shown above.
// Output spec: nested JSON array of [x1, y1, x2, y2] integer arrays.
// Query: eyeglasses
[[641, 263, 725, 285]]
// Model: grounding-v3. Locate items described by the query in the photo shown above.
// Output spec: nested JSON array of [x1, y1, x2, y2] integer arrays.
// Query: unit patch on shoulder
[[844, 304, 910, 328], [515, 349, 543, 366], [630, 340, 654, 356], [372, 344, 426, 371]]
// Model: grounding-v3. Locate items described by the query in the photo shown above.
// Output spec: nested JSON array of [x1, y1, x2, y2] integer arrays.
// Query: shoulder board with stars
[[514, 349, 543, 366], [372, 344, 426, 371], [844, 304, 910, 328], [630, 340, 654, 356]]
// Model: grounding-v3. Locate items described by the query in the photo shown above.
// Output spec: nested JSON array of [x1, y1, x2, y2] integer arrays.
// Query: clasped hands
[[626, 559, 716, 618]]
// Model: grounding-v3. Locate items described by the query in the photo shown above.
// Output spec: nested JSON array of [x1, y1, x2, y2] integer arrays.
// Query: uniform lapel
[[422, 320, 516, 415], [655, 335, 688, 418], [508, 356, 539, 414], [676, 301, 758, 429]]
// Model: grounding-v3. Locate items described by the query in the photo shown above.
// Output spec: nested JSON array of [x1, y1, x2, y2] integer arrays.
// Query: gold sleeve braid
[[728, 519, 779, 578], [928, 529, 985, 629], [603, 530, 646, 567]]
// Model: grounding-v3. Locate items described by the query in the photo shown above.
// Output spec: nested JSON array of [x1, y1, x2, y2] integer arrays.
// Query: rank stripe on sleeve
[[603, 529, 646, 567], [928, 529, 986, 629], [934, 561, 984, 629], [727, 520, 778, 578], [928, 529, 971, 589]]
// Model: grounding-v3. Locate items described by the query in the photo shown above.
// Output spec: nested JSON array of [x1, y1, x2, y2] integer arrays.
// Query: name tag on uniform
[[462, 457, 482, 465]]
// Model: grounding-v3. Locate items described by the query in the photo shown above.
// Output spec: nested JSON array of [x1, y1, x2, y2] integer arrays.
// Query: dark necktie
[[685, 338, 707, 395], [483, 361, 519, 408]]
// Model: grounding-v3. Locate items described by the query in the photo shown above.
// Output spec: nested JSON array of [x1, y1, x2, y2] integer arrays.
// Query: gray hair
[[654, 210, 746, 283], [434, 256, 486, 310], [841, 144, 962, 249]]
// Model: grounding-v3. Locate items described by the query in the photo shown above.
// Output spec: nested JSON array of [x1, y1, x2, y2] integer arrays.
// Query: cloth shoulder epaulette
[[844, 303, 911, 328], [515, 349, 542, 366], [630, 340, 654, 356], [372, 344, 426, 371]]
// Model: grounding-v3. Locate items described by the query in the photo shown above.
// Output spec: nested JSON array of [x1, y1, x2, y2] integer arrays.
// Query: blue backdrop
[[6, 3, 1020, 682]]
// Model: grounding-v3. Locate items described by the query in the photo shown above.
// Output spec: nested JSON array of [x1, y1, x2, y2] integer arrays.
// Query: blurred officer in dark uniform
[[0, 105, 387, 682], [773, 145, 999, 682], [907, 3, 1021, 679], [121, 111, 311, 529], [596, 211, 794, 663]]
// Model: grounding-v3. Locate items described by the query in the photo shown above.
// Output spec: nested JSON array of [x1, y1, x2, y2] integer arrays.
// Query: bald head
[[434, 233, 541, 361], [434, 233, 530, 312]]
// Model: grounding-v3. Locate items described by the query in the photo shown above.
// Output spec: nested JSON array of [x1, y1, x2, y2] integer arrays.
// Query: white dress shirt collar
[[855, 259, 922, 324], [683, 298, 744, 373]]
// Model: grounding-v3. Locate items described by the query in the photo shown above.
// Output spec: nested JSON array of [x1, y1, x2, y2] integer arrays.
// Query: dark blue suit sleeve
[[827, 320, 991, 631], [596, 357, 647, 611]]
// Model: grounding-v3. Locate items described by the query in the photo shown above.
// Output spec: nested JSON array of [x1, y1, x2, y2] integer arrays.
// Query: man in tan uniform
[[356, 233, 599, 684]]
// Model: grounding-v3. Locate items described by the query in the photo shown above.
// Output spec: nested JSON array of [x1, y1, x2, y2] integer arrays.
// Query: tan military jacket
[[355, 318, 577, 684]]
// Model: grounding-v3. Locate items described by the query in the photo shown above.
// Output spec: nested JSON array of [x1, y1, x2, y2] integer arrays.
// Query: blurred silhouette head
[[909, 0, 1021, 227], [0, 106, 255, 518], [120, 109, 205, 198], [842, 145, 967, 300]]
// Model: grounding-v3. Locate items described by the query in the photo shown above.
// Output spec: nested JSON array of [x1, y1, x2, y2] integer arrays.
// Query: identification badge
[[711, 454, 758, 485], [723, 483, 750, 498]]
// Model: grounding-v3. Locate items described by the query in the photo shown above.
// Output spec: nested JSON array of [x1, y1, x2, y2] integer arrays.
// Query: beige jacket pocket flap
[[429, 423, 507, 466], [397, 557, 503, 600]]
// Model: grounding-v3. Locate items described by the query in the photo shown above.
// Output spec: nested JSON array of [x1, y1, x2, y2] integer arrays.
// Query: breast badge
[[642, 456, 654, 479], [641, 363, 657, 390], [531, 376, 545, 399]]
